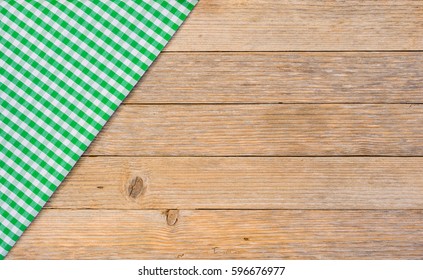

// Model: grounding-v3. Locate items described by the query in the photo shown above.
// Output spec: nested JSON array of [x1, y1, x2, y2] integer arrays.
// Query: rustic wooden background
[[7, 0, 423, 259]]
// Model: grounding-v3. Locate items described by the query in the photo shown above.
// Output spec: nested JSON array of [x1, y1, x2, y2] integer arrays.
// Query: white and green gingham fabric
[[0, 0, 197, 259]]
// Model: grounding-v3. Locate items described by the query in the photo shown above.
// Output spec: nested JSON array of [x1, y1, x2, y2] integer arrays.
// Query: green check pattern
[[0, 0, 197, 259]]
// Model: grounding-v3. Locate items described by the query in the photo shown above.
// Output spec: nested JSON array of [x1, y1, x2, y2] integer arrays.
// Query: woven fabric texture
[[0, 0, 197, 259]]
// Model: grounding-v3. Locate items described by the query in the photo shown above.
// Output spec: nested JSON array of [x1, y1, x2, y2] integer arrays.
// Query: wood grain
[[8, 209, 423, 259], [166, 0, 423, 51], [86, 104, 423, 156], [46, 157, 423, 210], [8, 1, 423, 260], [129, 52, 423, 104]]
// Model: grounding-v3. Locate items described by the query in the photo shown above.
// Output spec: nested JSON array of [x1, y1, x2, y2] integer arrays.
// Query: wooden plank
[[86, 104, 423, 156], [7, 210, 423, 259], [129, 52, 423, 104], [47, 157, 423, 210], [167, 0, 423, 51]]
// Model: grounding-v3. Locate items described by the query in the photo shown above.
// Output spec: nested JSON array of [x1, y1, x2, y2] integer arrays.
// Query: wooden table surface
[[7, 0, 423, 259]]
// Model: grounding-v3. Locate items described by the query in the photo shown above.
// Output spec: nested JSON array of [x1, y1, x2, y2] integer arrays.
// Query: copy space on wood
[[167, 0, 423, 51], [8, 209, 423, 259], [129, 52, 423, 104], [86, 104, 423, 156], [47, 157, 423, 210]]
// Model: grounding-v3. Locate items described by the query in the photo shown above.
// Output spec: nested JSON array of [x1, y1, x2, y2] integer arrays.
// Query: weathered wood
[[86, 104, 423, 156], [129, 52, 423, 104], [46, 157, 423, 210], [167, 0, 423, 51], [11, 0, 423, 260], [8, 210, 423, 259]]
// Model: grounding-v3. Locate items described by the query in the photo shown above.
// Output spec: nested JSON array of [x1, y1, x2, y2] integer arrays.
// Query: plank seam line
[[122, 103, 423, 106], [42, 208, 423, 211], [81, 155, 423, 158], [162, 50, 423, 53]]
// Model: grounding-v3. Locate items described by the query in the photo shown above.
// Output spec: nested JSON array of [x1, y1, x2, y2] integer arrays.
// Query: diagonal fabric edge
[[0, 0, 198, 259]]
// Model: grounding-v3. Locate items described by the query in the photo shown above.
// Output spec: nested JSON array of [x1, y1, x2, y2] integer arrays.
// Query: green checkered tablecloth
[[0, 0, 197, 259]]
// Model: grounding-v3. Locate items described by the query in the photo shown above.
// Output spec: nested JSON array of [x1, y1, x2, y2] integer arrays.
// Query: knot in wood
[[166, 209, 179, 226], [127, 176, 145, 199]]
